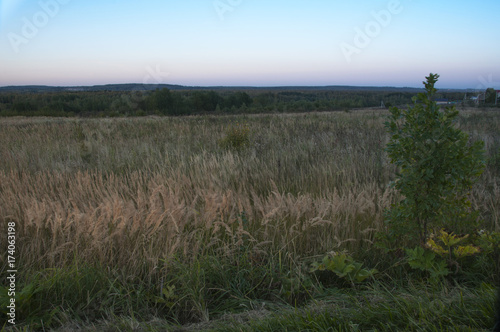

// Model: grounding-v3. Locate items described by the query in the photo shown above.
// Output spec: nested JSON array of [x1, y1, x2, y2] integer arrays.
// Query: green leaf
[[311, 254, 377, 284]]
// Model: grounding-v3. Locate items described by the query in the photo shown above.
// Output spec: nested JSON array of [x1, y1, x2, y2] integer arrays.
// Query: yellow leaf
[[426, 238, 447, 255], [453, 245, 480, 258]]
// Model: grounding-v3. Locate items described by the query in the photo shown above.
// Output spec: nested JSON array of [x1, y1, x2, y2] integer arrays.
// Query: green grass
[[37, 280, 495, 331], [223, 283, 495, 332]]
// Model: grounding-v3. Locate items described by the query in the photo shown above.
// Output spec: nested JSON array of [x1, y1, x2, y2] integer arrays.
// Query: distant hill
[[0, 84, 185, 93], [0, 83, 472, 94], [0, 83, 451, 93]]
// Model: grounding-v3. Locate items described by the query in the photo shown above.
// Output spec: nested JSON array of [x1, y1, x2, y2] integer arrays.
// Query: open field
[[1, 108, 499, 330]]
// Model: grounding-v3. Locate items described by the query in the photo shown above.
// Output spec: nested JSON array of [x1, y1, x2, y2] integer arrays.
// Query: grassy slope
[[0, 108, 499, 330]]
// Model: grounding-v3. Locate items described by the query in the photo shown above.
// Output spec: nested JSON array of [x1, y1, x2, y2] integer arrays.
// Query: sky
[[0, 0, 499, 89]]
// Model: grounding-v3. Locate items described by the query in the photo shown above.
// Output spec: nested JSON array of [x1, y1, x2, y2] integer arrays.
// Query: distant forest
[[0, 87, 480, 117]]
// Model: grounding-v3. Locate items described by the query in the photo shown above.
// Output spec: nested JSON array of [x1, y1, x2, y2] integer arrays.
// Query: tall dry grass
[[0, 109, 498, 283]]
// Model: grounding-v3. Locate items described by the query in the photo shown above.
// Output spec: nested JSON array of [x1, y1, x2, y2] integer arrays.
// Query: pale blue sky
[[1, 0, 499, 88]]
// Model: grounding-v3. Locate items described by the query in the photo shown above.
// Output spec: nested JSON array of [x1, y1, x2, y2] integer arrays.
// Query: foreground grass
[[0, 109, 499, 330], [2, 252, 496, 331], [213, 284, 496, 332], [45, 282, 495, 331]]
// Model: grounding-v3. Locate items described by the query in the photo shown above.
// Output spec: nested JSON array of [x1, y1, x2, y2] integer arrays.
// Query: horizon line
[[0, 82, 481, 91]]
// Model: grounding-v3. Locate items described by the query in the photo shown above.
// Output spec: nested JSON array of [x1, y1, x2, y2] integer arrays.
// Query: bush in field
[[383, 73, 485, 246], [218, 122, 251, 151]]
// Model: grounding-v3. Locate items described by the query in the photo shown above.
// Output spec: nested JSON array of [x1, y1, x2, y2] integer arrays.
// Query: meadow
[[0, 107, 499, 331]]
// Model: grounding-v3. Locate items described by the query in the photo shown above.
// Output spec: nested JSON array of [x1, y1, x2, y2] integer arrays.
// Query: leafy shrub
[[310, 252, 377, 287], [405, 229, 500, 283], [218, 122, 251, 151], [426, 229, 480, 260], [405, 246, 449, 284], [383, 73, 485, 246]]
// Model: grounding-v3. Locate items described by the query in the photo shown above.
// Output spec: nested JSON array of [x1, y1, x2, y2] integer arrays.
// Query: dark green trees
[[485, 88, 497, 104]]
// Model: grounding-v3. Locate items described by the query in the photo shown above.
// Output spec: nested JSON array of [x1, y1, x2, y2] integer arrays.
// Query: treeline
[[0, 88, 469, 117]]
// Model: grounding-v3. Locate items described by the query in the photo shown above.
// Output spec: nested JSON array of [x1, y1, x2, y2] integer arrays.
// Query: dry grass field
[[1, 108, 499, 330]]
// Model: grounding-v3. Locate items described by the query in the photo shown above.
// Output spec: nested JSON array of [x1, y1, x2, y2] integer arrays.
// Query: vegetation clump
[[310, 252, 377, 287], [218, 122, 251, 151]]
